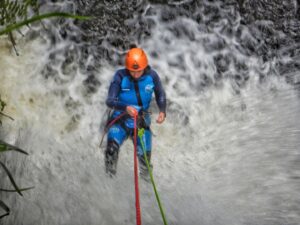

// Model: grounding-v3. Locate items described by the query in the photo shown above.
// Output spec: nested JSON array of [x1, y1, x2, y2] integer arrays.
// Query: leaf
[[0, 0, 36, 26], [0, 186, 34, 192], [0, 162, 23, 196], [0, 200, 10, 219], [0, 112, 14, 121], [0, 12, 91, 36], [0, 97, 6, 111], [0, 144, 7, 152], [0, 140, 28, 155], [9, 2, 19, 16]]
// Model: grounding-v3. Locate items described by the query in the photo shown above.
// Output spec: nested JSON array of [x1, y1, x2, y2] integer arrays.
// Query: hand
[[126, 106, 138, 117], [156, 112, 166, 124]]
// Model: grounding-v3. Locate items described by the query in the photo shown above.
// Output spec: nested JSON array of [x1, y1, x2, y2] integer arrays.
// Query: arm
[[105, 71, 127, 111], [152, 71, 167, 123], [152, 71, 167, 114]]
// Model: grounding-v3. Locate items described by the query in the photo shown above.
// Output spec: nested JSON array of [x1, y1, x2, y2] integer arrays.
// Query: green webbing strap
[[138, 128, 168, 225]]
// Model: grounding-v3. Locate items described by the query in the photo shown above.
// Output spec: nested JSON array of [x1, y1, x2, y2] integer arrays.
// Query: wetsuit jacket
[[106, 66, 166, 128]]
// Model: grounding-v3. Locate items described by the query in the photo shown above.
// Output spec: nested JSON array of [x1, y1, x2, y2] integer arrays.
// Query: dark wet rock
[[61, 49, 78, 75], [200, 73, 213, 88], [33, 0, 300, 101], [41, 64, 58, 80], [149, 0, 168, 4], [59, 29, 68, 40], [160, 7, 177, 22], [203, 4, 221, 21], [75, 0, 145, 49], [194, 12, 203, 24], [65, 97, 82, 113], [235, 0, 300, 77], [233, 73, 249, 87], [83, 74, 101, 94], [167, 54, 186, 71], [214, 54, 230, 73], [234, 59, 248, 72]]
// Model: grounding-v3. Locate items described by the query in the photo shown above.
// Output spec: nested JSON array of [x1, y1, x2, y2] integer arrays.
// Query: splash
[[0, 1, 299, 225]]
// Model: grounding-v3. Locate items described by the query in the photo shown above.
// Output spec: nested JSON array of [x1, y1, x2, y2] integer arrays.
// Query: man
[[105, 46, 166, 177]]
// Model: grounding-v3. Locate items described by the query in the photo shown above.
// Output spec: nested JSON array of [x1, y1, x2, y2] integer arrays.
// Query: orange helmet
[[125, 48, 148, 71]]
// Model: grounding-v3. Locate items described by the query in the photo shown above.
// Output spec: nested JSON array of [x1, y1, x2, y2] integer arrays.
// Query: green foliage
[[0, 96, 13, 125], [0, 12, 91, 36], [0, 1, 90, 220], [0, 144, 33, 219], [0, 200, 10, 219], [0, 96, 6, 111], [0, 97, 33, 219], [0, 140, 28, 154], [0, 96, 6, 125], [0, 0, 38, 26], [0, 0, 90, 54], [0, 0, 90, 36]]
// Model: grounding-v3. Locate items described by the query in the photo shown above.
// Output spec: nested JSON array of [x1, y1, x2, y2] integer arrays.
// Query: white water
[[1, 2, 300, 225]]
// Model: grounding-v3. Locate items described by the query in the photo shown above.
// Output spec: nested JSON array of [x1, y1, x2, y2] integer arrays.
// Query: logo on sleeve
[[145, 84, 154, 93]]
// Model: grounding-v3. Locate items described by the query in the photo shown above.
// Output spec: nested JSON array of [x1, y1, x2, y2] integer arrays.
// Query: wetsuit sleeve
[[105, 72, 127, 111], [152, 71, 167, 114]]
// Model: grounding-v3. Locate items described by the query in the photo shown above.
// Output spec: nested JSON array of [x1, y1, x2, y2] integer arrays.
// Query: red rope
[[133, 114, 142, 225], [100, 111, 142, 224], [107, 112, 127, 129], [99, 112, 127, 148]]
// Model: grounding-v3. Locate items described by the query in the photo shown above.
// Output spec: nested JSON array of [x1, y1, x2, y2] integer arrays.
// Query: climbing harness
[[99, 112, 127, 148]]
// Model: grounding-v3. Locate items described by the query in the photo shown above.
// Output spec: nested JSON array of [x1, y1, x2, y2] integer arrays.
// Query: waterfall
[[0, 1, 299, 224]]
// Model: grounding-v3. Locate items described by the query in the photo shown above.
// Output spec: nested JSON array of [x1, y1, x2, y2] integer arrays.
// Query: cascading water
[[0, 0, 299, 225]]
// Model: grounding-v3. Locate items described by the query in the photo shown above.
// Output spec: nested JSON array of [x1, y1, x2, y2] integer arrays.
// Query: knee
[[105, 140, 119, 156]]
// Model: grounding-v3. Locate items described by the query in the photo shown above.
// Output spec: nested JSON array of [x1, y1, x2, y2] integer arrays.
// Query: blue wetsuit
[[106, 66, 166, 156]]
